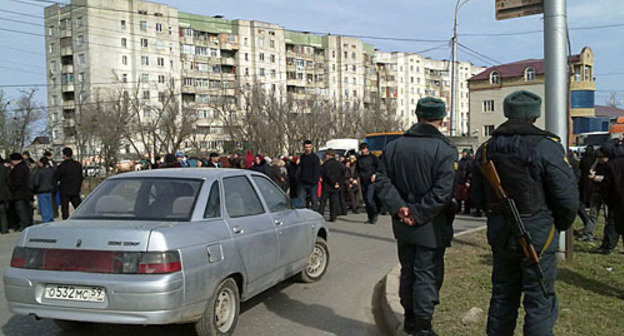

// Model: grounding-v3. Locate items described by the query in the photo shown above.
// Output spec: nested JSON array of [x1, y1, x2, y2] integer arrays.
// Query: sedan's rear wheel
[[195, 278, 240, 336], [298, 237, 329, 283], [53, 319, 92, 331]]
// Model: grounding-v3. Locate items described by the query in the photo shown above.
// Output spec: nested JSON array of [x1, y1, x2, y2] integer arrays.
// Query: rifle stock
[[480, 159, 550, 296]]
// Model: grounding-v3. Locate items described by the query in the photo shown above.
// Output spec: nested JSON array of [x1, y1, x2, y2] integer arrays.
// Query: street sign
[[496, 0, 544, 20]]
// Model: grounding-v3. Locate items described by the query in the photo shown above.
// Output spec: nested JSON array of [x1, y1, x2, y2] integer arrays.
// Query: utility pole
[[543, 0, 570, 259], [450, 0, 461, 137]]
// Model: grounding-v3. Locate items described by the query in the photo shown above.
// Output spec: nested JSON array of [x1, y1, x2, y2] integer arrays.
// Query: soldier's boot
[[404, 318, 438, 336]]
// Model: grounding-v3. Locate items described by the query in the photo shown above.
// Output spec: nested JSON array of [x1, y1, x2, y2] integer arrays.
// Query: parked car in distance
[[4, 169, 329, 336]]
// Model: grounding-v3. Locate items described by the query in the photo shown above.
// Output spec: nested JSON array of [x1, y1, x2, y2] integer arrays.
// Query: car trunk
[[22, 219, 180, 252]]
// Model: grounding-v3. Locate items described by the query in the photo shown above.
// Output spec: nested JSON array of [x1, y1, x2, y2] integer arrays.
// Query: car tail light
[[9, 247, 181, 274], [137, 252, 182, 274]]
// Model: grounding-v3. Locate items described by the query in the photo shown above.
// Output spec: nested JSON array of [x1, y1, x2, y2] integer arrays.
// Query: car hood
[[18, 219, 182, 252]]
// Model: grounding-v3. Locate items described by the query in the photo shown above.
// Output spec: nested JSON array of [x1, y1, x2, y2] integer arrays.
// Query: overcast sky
[[1, 0, 622, 106]]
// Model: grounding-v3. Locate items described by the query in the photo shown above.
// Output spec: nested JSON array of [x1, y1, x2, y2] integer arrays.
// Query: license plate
[[44, 284, 106, 303]]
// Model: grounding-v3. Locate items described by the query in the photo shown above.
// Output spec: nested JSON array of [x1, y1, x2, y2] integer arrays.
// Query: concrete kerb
[[378, 225, 487, 336]]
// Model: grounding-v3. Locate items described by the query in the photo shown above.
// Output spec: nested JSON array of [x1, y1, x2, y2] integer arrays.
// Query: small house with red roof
[[468, 47, 595, 144]]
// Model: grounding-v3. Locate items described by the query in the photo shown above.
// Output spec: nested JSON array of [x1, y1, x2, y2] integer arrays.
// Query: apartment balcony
[[570, 80, 596, 91], [287, 79, 305, 87], [219, 42, 239, 51], [208, 72, 236, 81], [60, 28, 72, 38], [61, 47, 73, 56], [220, 57, 236, 66], [62, 100, 75, 110], [61, 64, 73, 74], [61, 84, 74, 92]]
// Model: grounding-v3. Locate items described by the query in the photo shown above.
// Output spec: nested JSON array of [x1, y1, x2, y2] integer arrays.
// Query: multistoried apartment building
[[44, 0, 482, 153], [374, 51, 484, 134]]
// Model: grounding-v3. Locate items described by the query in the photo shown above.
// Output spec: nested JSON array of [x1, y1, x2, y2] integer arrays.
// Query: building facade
[[468, 47, 596, 144], [44, 0, 482, 154]]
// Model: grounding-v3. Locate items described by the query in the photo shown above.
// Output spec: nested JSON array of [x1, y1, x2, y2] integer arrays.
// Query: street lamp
[[450, 0, 475, 137]]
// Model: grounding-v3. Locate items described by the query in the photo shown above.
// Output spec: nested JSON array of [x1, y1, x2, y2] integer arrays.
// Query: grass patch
[[435, 218, 624, 335]]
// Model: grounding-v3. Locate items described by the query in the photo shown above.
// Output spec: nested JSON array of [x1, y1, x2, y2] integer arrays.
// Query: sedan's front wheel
[[195, 278, 240, 336], [298, 237, 329, 283]]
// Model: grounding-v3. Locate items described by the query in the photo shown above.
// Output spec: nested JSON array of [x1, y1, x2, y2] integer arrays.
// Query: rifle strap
[[540, 224, 556, 257]]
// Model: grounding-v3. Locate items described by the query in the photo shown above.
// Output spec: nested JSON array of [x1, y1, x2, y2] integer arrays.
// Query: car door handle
[[274, 220, 283, 226], [232, 226, 244, 234]]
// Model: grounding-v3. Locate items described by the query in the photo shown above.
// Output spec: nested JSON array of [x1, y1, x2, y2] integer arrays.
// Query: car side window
[[204, 181, 221, 219], [252, 176, 291, 213], [223, 176, 265, 218]]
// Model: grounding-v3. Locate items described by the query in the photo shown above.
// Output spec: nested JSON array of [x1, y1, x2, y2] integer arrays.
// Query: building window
[[244, 53, 249, 61], [245, 68, 249, 76], [343, 51, 348, 58], [122, 74, 128, 83], [141, 74, 149, 83], [259, 38, 264, 47], [140, 21, 147, 31], [484, 125, 495, 137], [48, 43, 55, 54], [259, 53, 265, 61], [183, 78, 193, 86], [244, 37, 248, 46], [141, 56, 149, 65], [260, 68, 265, 76], [121, 38, 127, 47], [158, 91, 166, 103], [490, 71, 500, 84], [75, 17, 83, 27], [525, 67, 535, 81], [483, 100, 495, 112], [182, 44, 193, 54], [78, 54, 85, 64], [270, 39, 275, 48], [352, 52, 356, 59], [584, 65, 592, 81], [120, 20, 126, 30], [270, 54, 275, 63], [184, 28, 193, 37], [49, 60, 57, 71], [270, 69, 276, 78], [332, 51, 336, 58], [48, 25, 55, 36], [76, 34, 84, 46], [143, 91, 150, 100], [158, 75, 165, 83], [141, 38, 148, 48], [156, 23, 162, 32], [121, 55, 127, 65], [157, 57, 164, 67]]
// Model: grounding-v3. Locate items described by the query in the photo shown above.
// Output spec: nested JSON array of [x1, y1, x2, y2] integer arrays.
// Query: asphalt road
[[0, 213, 485, 336]]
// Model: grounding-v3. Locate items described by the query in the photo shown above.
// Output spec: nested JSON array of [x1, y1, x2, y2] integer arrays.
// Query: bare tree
[[0, 88, 46, 154]]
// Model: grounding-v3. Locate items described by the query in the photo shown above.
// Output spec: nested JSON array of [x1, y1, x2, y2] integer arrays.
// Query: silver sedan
[[3, 168, 329, 336]]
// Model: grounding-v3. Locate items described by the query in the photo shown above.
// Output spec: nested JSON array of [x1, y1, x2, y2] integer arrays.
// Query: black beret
[[504, 90, 541, 120], [416, 97, 447, 120]]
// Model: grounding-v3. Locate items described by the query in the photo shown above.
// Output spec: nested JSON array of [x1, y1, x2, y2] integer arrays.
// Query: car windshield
[[72, 178, 203, 221]]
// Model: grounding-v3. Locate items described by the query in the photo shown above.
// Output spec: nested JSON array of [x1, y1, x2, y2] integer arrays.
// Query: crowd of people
[[146, 140, 384, 224], [0, 147, 84, 234]]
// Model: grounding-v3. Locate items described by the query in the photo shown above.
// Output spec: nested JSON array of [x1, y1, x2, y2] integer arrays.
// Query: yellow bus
[[363, 132, 403, 157]]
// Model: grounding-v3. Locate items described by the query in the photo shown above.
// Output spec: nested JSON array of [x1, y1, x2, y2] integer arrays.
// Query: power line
[[461, 23, 624, 37], [457, 43, 502, 65]]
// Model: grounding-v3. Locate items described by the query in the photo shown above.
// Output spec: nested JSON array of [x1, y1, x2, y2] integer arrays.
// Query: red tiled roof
[[595, 105, 624, 118], [468, 55, 580, 82]]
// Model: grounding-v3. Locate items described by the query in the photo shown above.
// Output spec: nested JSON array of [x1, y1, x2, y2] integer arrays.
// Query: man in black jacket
[[34, 157, 56, 223], [356, 143, 380, 224], [376, 97, 457, 336], [471, 91, 578, 336], [55, 147, 83, 219], [8, 153, 33, 230], [0, 155, 11, 234], [296, 140, 321, 211], [319, 149, 344, 222]]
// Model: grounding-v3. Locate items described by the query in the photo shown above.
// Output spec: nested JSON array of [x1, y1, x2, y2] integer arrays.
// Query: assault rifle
[[480, 160, 549, 297]]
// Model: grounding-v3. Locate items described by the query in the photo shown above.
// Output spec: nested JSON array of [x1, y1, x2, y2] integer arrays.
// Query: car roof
[[107, 168, 254, 180]]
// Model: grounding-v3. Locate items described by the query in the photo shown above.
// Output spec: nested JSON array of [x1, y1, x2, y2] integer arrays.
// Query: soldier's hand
[[397, 207, 415, 226], [371, 174, 376, 183]]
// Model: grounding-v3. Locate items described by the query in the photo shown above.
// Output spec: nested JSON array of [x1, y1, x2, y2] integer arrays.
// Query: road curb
[[378, 225, 487, 336]]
